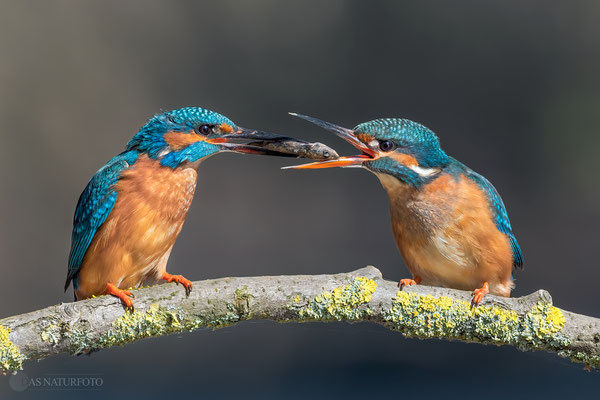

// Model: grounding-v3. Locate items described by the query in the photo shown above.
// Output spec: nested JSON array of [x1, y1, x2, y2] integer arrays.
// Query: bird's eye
[[379, 140, 396, 152], [197, 125, 212, 135]]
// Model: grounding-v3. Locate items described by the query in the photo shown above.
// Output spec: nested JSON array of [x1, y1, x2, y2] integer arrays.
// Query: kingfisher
[[284, 114, 523, 306], [65, 107, 322, 309]]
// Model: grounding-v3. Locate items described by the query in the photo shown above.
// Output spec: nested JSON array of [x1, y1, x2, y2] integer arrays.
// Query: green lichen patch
[[561, 350, 600, 369], [210, 303, 244, 329], [382, 291, 569, 350], [66, 302, 243, 354], [67, 304, 194, 353], [95, 304, 187, 349], [40, 323, 61, 345], [234, 285, 253, 316], [293, 277, 378, 320], [1, 324, 26, 373]]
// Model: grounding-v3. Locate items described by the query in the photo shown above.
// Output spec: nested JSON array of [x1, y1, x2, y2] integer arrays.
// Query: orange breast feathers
[[383, 173, 514, 296], [74, 155, 199, 299]]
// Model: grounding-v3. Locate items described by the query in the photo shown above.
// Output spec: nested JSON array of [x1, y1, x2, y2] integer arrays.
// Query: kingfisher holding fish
[[284, 113, 523, 306], [65, 107, 337, 309]]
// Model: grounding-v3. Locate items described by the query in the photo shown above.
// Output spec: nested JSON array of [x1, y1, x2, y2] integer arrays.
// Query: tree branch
[[1, 266, 599, 373]]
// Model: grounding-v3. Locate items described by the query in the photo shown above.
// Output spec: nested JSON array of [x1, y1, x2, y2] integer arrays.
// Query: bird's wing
[[65, 152, 138, 290], [462, 167, 523, 269]]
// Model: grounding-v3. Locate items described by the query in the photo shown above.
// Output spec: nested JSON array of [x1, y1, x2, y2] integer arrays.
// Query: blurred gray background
[[1, 0, 599, 398]]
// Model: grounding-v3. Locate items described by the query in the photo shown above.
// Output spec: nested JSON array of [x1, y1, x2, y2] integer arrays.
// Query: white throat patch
[[408, 164, 440, 177]]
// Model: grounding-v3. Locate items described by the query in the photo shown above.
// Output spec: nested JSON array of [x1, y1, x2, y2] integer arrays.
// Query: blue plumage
[[66, 107, 300, 302], [127, 107, 235, 158], [288, 114, 524, 274], [453, 160, 524, 269], [365, 157, 424, 187], [66, 151, 139, 290], [65, 107, 234, 292], [159, 140, 221, 169], [286, 112, 523, 302], [357, 118, 523, 269]]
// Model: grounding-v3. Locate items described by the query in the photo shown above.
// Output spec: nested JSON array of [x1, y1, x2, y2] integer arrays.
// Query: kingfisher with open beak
[[284, 114, 523, 306], [65, 107, 335, 309]]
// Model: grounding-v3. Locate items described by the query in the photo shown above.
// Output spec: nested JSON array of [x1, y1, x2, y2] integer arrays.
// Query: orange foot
[[105, 282, 134, 311], [398, 276, 422, 290], [162, 272, 193, 296], [471, 282, 490, 308]]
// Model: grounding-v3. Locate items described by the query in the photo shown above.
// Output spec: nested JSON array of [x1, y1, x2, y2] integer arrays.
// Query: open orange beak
[[282, 113, 377, 169]]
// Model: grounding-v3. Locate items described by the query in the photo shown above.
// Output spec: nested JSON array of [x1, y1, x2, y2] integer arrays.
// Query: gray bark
[[1, 266, 598, 374]]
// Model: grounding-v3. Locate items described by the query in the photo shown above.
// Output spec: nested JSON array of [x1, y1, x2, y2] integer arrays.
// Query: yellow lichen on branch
[[1, 325, 25, 373], [382, 291, 568, 347], [293, 277, 378, 320], [1, 267, 598, 374]]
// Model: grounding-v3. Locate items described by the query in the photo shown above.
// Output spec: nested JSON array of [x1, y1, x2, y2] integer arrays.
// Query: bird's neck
[[176, 156, 209, 171], [125, 155, 200, 207], [375, 171, 453, 235], [375, 173, 417, 209], [365, 157, 429, 188]]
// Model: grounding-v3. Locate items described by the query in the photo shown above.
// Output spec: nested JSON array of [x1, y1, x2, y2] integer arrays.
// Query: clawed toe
[[471, 282, 490, 308], [105, 283, 135, 311], [398, 276, 421, 290], [162, 272, 193, 296]]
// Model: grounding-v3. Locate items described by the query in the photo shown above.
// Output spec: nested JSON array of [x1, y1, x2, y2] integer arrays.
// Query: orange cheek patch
[[390, 153, 418, 167], [163, 131, 205, 151], [219, 123, 235, 133]]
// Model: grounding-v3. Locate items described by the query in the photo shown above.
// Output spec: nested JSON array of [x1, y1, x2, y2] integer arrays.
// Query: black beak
[[221, 127, 297, 142], [217, 127, 339, 160]]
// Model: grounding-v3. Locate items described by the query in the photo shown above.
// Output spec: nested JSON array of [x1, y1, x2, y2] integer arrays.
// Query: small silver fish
[[248, 140, 339, 160]]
